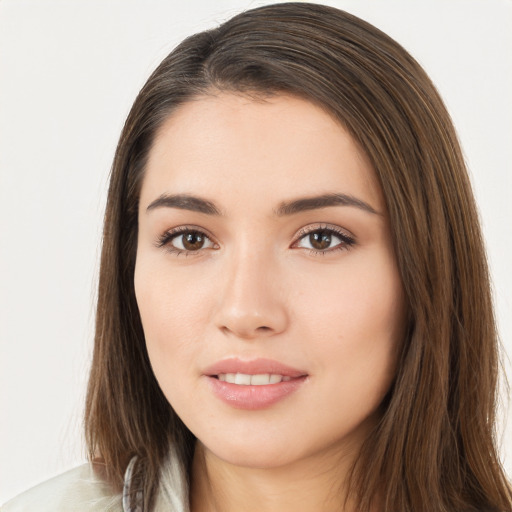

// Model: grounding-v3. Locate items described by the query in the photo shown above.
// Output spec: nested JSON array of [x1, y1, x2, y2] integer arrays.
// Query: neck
[[190, 441, 364, 512]]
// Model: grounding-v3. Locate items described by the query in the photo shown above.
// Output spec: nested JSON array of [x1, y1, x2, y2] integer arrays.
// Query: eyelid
[[154, 223, 355, 256], [291, 223, 356, 252], [155, 225, 219, 253]]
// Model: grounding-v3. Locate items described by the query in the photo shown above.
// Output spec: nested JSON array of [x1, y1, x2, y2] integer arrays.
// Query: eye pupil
[[310, 231, 331, 250], [183, 231, 205, 250]]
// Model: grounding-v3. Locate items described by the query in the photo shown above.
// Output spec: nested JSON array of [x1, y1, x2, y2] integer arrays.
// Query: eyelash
[[155, 225, 217, 257], [155, 224, 356, 257], [292, 224, 356, 255]]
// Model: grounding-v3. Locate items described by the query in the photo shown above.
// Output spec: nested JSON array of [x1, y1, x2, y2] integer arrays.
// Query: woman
[[3, 3, 511, 511]]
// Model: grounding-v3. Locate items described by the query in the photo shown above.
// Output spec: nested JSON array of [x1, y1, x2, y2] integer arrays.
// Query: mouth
[[204, 357, 307, 379], [215, 373, 293, 385], [204, 358, 308, 410]]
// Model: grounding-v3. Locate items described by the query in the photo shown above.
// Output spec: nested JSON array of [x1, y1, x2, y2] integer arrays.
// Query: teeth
[[251, 374, 271, 385], [235, 373, 251, 385], [217, 373, 291, 385]]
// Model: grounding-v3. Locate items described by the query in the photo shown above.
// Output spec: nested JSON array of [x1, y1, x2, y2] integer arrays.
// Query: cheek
[[294, 250, 405, 386], [298, 253, 403, 335], [134, 257, 212, 385], [134, 264, 206, 419], [135, 253, 211, 334]]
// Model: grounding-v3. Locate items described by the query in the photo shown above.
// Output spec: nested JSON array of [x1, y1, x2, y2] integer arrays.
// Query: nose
[[214, 249, 289, 340]]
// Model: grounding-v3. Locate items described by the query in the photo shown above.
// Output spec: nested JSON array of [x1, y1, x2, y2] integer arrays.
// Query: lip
[[203, 358, 308, 410], [203, 357, 307, 378]]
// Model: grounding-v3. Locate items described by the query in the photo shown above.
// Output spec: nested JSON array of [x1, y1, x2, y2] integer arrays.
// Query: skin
[[134, 93, 406, 512]]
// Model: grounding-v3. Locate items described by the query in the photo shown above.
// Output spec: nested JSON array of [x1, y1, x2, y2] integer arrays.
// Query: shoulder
[[1, 463, 123, 512]]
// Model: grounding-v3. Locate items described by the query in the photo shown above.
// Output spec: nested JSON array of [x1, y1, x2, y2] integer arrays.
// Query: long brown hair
[[85, 3, 511, 511]]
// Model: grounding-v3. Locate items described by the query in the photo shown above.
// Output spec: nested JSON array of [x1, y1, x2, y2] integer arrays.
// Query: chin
[[199, 434, 301, 470]]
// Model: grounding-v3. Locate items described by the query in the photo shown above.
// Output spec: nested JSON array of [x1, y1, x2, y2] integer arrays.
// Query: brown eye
[[182, 231, 206, 250], [309, 230, 332, 250], [169, 230, 215, 252], [295, 227, 355, 253]]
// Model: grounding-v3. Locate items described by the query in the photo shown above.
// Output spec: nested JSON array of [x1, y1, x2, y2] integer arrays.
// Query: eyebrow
[[275, 193, 380, 216], [145, 192, 379, 216], [146, 194, 221, 215]]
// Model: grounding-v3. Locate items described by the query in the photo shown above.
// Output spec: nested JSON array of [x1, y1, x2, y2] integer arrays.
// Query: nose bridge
[[215, 242, 288, 338]]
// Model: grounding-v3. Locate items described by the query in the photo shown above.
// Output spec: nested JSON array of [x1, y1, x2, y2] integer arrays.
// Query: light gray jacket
[[1, 450, 188, 512]]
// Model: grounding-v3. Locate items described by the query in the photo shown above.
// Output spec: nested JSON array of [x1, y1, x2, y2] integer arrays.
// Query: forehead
[[141, 93, 383, 212]]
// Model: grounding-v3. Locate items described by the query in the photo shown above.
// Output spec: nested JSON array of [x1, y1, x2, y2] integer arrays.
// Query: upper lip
[[204, 358, 307, 378]]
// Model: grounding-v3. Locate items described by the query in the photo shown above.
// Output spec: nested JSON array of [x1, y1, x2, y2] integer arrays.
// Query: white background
[[1, 0, 511, 504]]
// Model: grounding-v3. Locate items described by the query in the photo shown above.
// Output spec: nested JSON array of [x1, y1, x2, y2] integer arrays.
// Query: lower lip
[[206, 376, 307, 410]]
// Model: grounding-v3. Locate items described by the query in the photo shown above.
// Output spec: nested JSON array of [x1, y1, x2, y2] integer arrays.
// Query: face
[[135, 93, 406, 470]]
